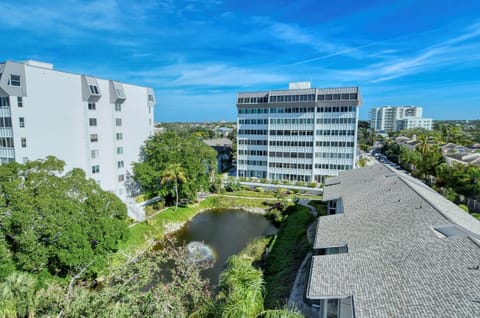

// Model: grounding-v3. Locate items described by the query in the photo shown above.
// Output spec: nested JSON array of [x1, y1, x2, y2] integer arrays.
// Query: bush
[[266, 208, 284, 225], [272, 179, 280, 185], [260, 178, 267, 184], [225, 180, 241, 192], [144, 205, 156, 217], [458, 204, 469, 212], [255, 187, 264, 192], [282, 180, 290, 185], [153, 200, 165, 210], [135, 194, 146, 203], [239, 177, 247, 182], [307, 182, 318, 188], [295, 181, 305, 187]]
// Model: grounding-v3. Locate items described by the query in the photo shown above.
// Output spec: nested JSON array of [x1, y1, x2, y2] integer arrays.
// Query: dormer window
[[8, 74, 21, 87], [89, 85, 100, 95]]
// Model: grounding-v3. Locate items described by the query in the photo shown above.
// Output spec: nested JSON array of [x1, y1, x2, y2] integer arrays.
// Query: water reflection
[[175, 209, 277, 285]]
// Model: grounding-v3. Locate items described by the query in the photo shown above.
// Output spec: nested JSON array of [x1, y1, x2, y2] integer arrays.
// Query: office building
[[0, 60, 155, 201], [306, 164, 480, 317], [236, 82, 361, 183], [369, 105, 432, 132]]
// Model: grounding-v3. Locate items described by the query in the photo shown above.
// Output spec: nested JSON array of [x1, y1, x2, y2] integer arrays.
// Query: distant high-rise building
[[236, 82, 361, 183], [0, 60, 155, 201], [369, 105, 432, 132]]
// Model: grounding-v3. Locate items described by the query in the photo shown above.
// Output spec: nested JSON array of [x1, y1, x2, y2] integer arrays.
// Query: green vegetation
[[383, 125, 480, 218], [309, 200, 327, 216], [0, 157, 128, 280], [13, 240, 210, 318], [161, 163, 187, 210], [195, 255, 303, 318], [264, 205, 314, 308], [133, 131, 217, 202]]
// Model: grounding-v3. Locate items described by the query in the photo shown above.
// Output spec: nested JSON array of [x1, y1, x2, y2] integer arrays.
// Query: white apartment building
[[369, 105, 432, 132], [237, 82, 361, 184], [0, 60, 155, 201]]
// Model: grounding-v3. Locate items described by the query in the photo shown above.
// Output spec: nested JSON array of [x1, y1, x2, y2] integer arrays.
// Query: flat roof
[[308, 164, 480, 317]]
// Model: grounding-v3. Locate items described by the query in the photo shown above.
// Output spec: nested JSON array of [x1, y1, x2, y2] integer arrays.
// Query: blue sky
[[1, 0, 479, 122]]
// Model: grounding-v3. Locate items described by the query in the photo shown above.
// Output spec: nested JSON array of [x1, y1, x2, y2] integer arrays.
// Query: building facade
[[236, 82, 361, 183], [0, 60, 155, 200], [369, 105, 432, 132]]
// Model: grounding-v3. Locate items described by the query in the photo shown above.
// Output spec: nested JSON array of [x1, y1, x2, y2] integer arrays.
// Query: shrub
[[307, 182, 318, 188], [135, 194, 146, 203], [266, 208, 284, 225], [295, 181, 305, 187], [255, 187, 264, 192], [225, 180, 241, 192], [272, 179, 280, 185], [282, 180, 290, 185], [458, 204, 469, 212], [260, 178, 267, 184]]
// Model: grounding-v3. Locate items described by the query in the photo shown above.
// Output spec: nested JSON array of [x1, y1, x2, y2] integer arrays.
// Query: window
[[0, 117, 12, 127], [0, 97, 10, 107], [17, 97, 23, 107], [91, 165, 100, 174], [91, 149, 99, 159], [89, 85, 99, 95], [21, 137, 26, 148], [88, 103, 96, 110], [117, 160, 124, 168], [116, 132, 123, 141], [115, 103, 121, 112], [0, 137, 14, 147], [118, 174, 125, 182], [115, 118, 122, 127], [117, 146, 123, 155], [8, 74, 21, 86], [19, 117, 25, 128], [148, 94, 154, 102], [90, 134, 98, 142], [89, 118, 97, 126]]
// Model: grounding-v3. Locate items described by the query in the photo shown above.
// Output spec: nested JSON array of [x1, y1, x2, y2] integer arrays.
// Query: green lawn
[[263, 205, 315, 308], [221, 189, 322, 201]]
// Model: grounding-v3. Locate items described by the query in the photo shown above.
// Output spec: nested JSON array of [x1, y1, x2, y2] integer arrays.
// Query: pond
[[175, 209, 278, 285]]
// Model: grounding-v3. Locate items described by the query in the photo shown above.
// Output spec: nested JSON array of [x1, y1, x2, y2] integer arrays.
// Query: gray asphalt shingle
[[307, 164, 480, 317]]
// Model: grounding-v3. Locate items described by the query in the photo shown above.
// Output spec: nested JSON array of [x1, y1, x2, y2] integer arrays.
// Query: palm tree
[[0, 272, 37, 318], [161, 163, 187, 211]]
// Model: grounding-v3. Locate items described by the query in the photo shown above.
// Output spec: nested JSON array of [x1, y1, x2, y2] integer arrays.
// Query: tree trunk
[[174, 181, 178, 211]]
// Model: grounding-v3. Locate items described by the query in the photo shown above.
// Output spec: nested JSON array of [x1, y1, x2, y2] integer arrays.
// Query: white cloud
[[129, 62, 289, 88]]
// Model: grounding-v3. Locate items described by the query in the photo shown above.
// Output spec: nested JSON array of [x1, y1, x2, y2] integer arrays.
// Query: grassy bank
[[263, 204, 315, 308]]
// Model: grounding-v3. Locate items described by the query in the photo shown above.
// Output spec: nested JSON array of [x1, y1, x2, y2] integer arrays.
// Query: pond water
[[175, 209, 277, 285]]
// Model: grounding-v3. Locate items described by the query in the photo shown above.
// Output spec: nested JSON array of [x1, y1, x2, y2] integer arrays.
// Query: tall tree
[[133, 132, 217, 200], [162, 163, 187, 211], [0, 157, 128, 278]]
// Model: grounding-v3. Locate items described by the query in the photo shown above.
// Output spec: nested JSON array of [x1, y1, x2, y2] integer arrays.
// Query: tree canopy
[[133, 132, 217, 201], [0, 156, 129, 278]]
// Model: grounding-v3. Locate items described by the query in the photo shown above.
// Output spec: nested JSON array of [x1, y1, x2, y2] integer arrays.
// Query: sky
[[0, 0, 479, 122]]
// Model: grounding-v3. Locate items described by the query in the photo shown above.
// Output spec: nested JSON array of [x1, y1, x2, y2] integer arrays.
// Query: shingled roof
[[307, 164, 480, 317]]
